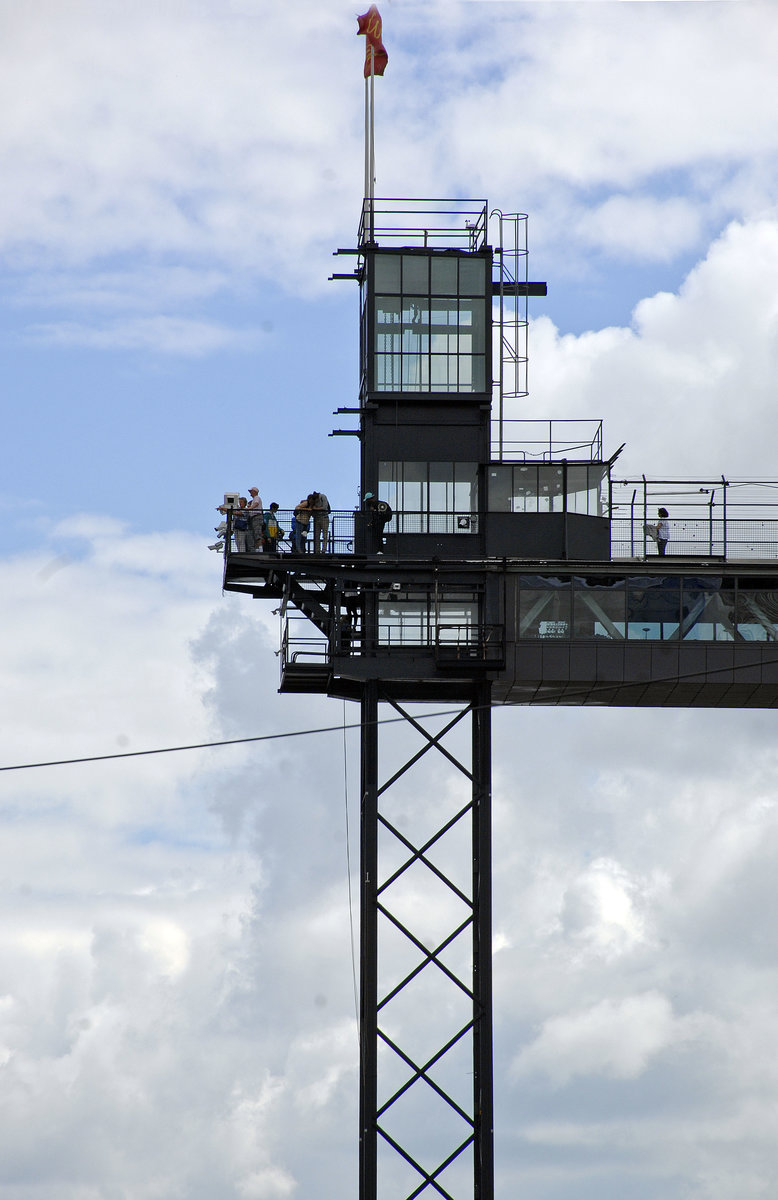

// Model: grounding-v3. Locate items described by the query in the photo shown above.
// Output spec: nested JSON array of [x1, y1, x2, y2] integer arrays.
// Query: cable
[[4, 645, 778, 776], [0, 709, 467, 774]]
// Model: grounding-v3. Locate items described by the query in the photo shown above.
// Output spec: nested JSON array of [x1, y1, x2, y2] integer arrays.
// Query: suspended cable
[[3, 649, 776, 777], [0, 709, 467, 774]]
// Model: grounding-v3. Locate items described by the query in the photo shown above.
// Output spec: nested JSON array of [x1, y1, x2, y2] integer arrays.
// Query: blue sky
[[3, 2, 778, 1198], [5, 0, 777, 551]]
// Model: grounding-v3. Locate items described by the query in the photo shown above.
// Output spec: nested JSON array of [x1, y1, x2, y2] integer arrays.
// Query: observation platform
[[222, 495, 778, 709]]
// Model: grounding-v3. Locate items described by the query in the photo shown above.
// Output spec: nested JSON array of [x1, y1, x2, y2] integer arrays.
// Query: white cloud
[[0, 521, 362, 1197], [1, 1, 778, 292], [3, 3, 778, 1195], [512, 991, 682, 1085], [523, 215, 778, 476], [5, 523, 778, 1195], [578, 194, 703, 263], [27, 315, 265, 354]]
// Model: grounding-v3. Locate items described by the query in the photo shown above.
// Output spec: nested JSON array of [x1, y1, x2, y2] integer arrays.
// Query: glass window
[[459, 257, 487, 295], [487, 463, 608, 514], [375, 296, 401, 344], [374, 254, 401, 293], [370, 252, 489, 393], [378, 588, 479, 646], [402, 255, 428, 293], [431, 256, 458, 294], [437, 597, 478, 642], [680, 581, 735, 641], [378, 462, 478, 532], [627, 578, 680, 640], [572, 582, 626, 639], [488, 467, 512, 512], [566, 465, 605, 515], [519, 578, 571, 639], [511, 466, 537, 513], [737, 589, 778, 641], [537, 466, 565, 513], [514, 576, 778, 643], [379, 593, 428, 646]]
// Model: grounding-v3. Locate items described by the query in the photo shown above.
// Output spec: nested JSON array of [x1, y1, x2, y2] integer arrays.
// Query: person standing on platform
[[232, 496, 250, 553], [264, 503, 281, 554], [293, 498, 311, 553], [310, 491, 331, 553], [246, 486, 264, 552], [657, 507, 670, 556], [364, 492, 393, 553]]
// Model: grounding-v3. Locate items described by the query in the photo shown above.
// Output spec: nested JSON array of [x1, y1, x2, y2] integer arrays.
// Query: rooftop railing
[[358, 197, 488, 250], [491, 419, 604, 463]]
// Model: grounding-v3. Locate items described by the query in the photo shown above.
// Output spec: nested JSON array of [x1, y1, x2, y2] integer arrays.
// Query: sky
[[2, 0, 778, 1197]]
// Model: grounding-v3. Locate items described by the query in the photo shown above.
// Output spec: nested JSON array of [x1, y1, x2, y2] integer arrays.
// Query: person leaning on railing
[[292, 498, 311, 553], [309, 491, 331, 553]]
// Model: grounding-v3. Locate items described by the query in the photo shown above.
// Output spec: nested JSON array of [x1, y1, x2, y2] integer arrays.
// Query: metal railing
[[612, 517, 778, 560], [610, 478, 778, 561], [491, 419, 604, 462], [282, 619, 505, 669], [221, 508, 356, 555], [358, 197, 488, 250], [435, 623, 505, 665], [222, 498, 778, 563]]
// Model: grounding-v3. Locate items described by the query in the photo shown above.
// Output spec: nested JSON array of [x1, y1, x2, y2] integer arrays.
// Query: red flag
[[357, 5, 388, 78]]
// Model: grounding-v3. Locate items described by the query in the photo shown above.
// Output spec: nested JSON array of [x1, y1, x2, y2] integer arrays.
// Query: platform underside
[[224, 552, 778, 708]]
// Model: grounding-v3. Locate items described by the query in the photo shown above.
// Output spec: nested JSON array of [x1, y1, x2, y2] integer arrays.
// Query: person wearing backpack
[[264, 502, 283, 554]]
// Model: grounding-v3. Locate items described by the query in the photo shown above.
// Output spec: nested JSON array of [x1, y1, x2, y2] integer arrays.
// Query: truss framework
[[359, 681, 493, 1200]]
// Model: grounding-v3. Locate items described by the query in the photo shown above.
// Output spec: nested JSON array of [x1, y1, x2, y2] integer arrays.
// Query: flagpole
[[358, 6, 385, 244], [364, 73, 370, 203], [368, 45, 375, 242]]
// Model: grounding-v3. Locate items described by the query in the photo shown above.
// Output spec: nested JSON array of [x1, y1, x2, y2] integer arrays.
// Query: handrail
[[220, 504, 778, 563]]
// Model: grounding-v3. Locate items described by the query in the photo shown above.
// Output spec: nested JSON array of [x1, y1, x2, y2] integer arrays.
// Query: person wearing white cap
[[246, 486, 264, 552]]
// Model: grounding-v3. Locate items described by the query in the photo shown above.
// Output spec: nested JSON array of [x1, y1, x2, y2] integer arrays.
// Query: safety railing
[[222, 504, 778, 562], [611, 517, 778, 560], [221, 508, 355, 555], [610, 479, 778, 561], [491, 419, 603, 463], [435, 623, 505, 667], [358, 197, 488, 250]]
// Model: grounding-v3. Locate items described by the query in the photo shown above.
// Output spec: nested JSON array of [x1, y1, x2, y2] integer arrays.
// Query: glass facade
[[372, 252, 488, 394], [378, 588, 479, 647], [379, 461, 479, 533], [489, 463, 607, 515], [518, 576, 778, 642]]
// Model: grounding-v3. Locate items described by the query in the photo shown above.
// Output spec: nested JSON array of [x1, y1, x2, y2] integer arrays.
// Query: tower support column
[[360, 679, 379, 1200], [358, 682, 494, 1200], [472, 682, 493, 1200]]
